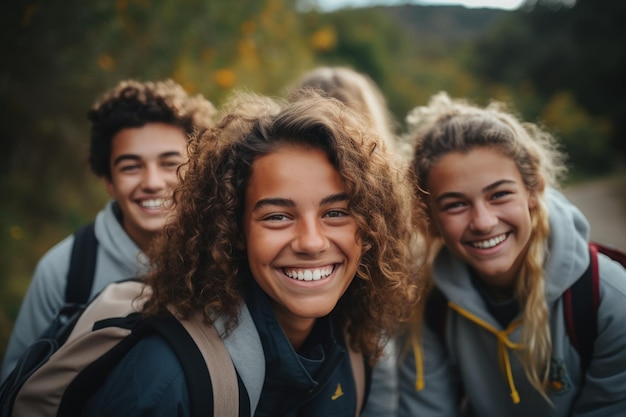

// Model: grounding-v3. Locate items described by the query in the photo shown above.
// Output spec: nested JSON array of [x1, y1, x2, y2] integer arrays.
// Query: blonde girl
[[398, 92, 626, 417]]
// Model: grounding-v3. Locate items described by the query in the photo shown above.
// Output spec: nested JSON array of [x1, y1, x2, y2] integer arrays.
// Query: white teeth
[[140, 199, 171, 209], [285, 266, 333, 281], [472, 234, 506, 249]]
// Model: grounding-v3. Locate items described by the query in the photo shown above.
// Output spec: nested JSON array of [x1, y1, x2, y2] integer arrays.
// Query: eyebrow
[[252, 192, 350, 211], [112, 151, 184, 167], [434, 179, 517, 203]]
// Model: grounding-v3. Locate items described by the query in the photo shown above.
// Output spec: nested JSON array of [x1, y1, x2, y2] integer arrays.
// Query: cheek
[[339, 226, 362, 256], [244, 226, 285, 264], [164, 170, 181, 185]]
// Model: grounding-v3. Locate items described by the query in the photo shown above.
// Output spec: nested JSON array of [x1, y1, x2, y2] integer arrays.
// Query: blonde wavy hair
[[143, 90, 420, 363], [286, 66, 405, 156], [406, 92, 567, 398]]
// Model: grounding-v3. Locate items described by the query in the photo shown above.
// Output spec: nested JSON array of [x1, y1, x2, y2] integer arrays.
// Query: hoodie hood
[[542, 188, 590, 302], [94, 201, 150, 279]]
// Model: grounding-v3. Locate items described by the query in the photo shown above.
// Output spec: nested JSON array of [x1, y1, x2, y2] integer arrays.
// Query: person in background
[[287, 65, 408, 159], [1, 79, 216, 381], [79, 90, 420, 416], [397, 92, 626, 416]]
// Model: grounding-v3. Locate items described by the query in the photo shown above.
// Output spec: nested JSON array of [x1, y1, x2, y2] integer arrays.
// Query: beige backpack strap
[[178, 312, 238, 417], [346, 336, 366, 417]]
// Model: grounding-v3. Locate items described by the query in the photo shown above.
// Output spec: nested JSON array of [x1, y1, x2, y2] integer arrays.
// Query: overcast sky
[[316, 0, 526, 11]]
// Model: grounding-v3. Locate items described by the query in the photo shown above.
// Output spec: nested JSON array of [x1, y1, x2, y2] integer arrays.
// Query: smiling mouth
[[139, 198, 172, 209], [469, 233, 508, 249], [283, 265, 335, 281]]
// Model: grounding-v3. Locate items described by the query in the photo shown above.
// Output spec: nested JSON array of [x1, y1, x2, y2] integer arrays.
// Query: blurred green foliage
[[1, 0, 624, 361]]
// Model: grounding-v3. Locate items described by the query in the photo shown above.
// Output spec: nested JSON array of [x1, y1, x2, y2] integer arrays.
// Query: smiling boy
[[1, 80, 215, 380]]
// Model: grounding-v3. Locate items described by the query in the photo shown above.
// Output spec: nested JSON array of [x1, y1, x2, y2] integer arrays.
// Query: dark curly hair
[[144, 91, 421, 363], [87, 79, 216, 179]]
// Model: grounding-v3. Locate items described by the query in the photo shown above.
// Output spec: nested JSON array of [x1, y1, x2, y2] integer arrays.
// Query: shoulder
[[595, 251, 626, 345], [82, 335, 190, 416], [34, 234, 74, 274], [598, 252, 626, 299]]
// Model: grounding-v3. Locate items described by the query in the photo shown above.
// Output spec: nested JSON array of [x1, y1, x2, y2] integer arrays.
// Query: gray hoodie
[[1, 201, 150, 381], [398, 189, 626, 417]]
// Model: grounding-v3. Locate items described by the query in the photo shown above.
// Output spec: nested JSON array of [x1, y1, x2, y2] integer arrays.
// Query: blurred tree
[[2, 0, 624, 362], [0, 0, 314, 359], [468, 0, 626, 170]]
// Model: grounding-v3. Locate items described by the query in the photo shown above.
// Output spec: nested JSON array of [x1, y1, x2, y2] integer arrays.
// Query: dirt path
[[562, 174, 626, 250]]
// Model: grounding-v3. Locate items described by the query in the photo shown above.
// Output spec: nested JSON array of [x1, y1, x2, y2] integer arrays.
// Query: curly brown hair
[[87, 79, 216, 179], [143, 91, 420, 362]]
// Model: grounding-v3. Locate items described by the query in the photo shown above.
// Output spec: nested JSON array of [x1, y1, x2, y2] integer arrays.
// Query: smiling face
[[243, 144, 361, 343], [105, 122, 188, 251], [427, 146, 536, 300]]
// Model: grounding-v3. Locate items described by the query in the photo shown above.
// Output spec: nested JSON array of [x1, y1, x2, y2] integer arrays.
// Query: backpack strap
[[57, 312, 242, 417], [593, 241, 626, 267], [178, 312, 240, 417], [65, 222, 99, 304], [218, 303, 265, 414], [563, 242, 600, 374]]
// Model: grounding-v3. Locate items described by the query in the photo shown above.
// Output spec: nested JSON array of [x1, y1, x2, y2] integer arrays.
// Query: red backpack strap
[[563, 243, 600, 374], [593, 241, 626, 271]]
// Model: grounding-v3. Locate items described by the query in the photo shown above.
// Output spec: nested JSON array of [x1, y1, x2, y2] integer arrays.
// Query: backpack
[[0, 279, 245, 417], [425, 241, 626, 373], [1, 277, 368, 417]]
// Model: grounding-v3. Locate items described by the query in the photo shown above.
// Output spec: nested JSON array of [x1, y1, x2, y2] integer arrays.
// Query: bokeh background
[[2, 0, 625, 361]]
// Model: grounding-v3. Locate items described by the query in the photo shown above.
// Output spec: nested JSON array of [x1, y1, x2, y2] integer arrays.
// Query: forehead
[[110, 123, 188, 158], [428, 147, 522, 193], [245, 145, 344, 201]]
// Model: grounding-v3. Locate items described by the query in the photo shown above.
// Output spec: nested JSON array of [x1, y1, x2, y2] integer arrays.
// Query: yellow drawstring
[[448, 302, 523, 404], [411, 332, 425, 391]]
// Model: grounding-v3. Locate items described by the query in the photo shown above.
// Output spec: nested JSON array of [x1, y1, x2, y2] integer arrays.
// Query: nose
[[469, 203, 498, 233], [291, 218, 330, 254], [141, 164, 167, 191]]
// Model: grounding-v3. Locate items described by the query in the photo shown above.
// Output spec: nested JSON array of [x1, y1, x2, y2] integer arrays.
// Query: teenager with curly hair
[[79, 91, 419, 416], [1, 79, 216, 380], [397, 92, 626, 417]]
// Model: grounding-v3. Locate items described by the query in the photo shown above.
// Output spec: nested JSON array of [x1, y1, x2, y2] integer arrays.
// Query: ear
[[104, 177, 116, 199], [426, 204, 443, 238], [235, 233, 246, 251], [528, 176, 546, 210], [427, 218, 440, 237], [528, 191, 538, 210]]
